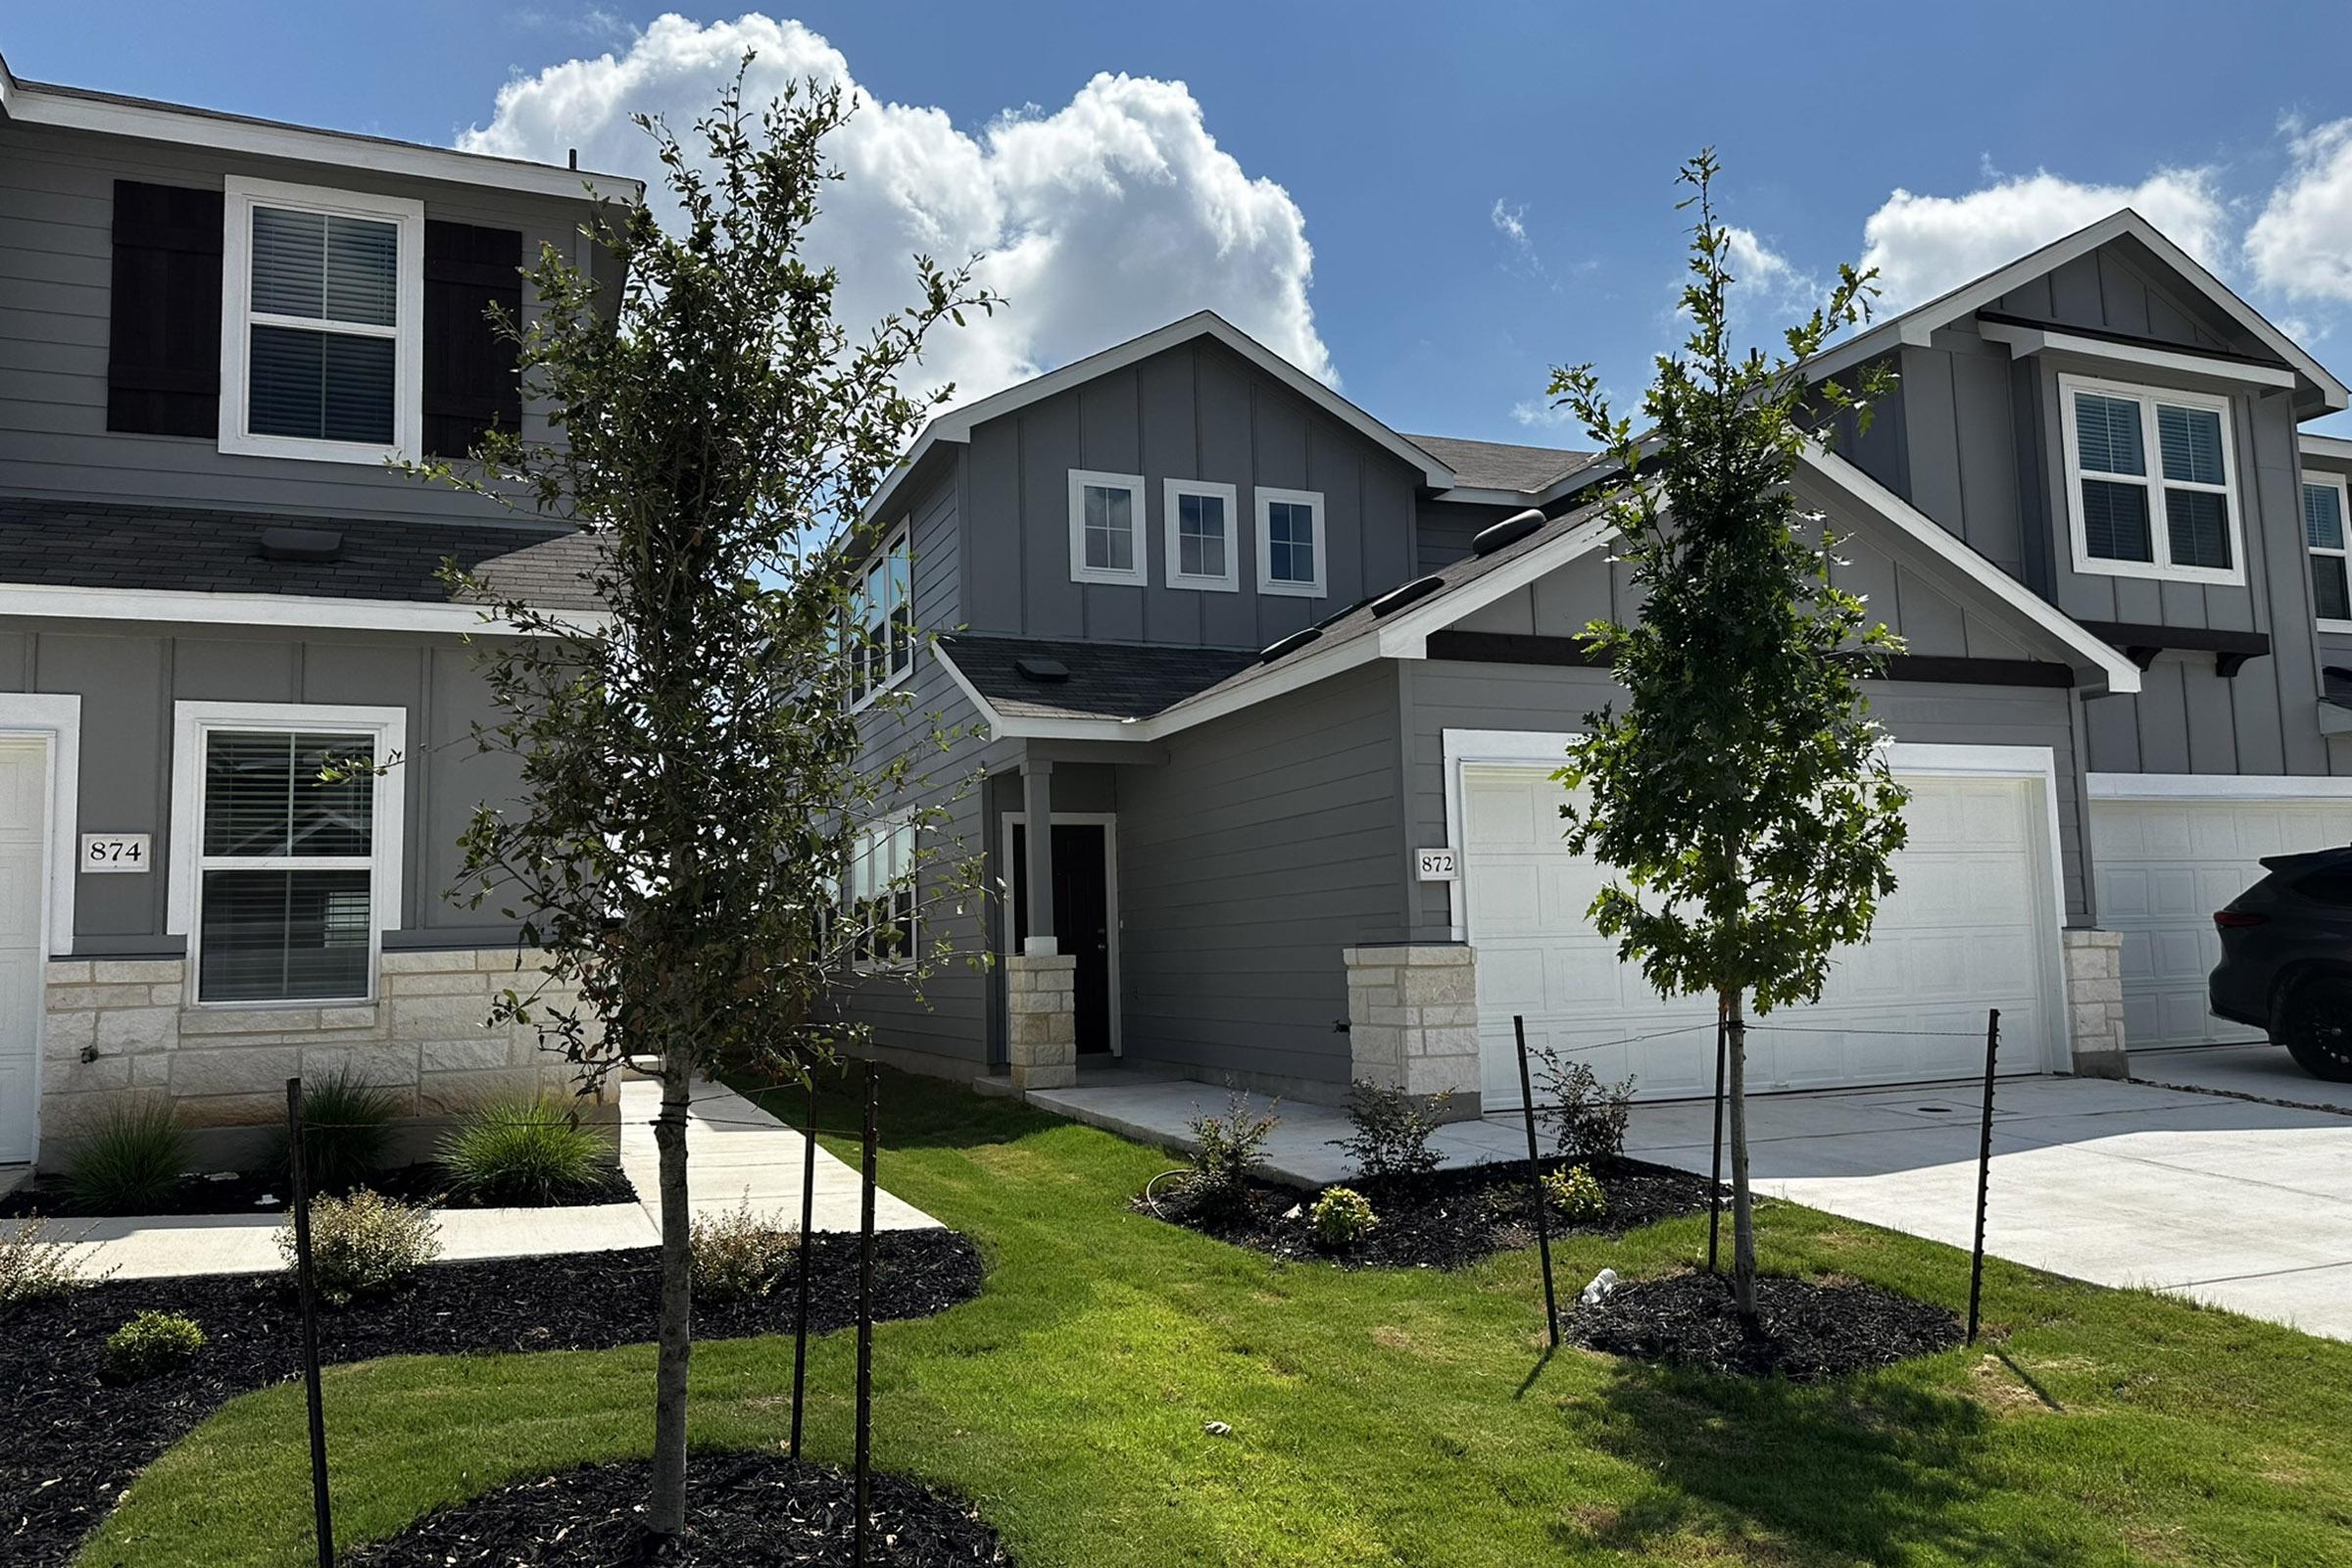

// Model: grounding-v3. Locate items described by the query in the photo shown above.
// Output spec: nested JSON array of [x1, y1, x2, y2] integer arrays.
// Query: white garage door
[[1466, 765, 2060, 1108], [2090, 793, 2352, 1051]]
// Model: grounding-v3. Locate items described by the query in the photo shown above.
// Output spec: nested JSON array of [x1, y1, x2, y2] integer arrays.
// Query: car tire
[[2277, 973, 2352, 1083]]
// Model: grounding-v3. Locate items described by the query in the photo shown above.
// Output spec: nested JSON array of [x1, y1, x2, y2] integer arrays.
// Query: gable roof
[[934, 635, 1253, 722], [1404, 433, 1595, 494], [860, 312, 1458, 529], [1804, 209, 2348, 415]]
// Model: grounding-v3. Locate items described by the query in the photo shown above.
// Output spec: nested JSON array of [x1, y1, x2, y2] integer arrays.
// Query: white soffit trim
[[2088, 771, 2352, 801], [1977, 320, 2298, 390], [860, 312, 1457, 527], [1805, 210, 2347, 413], [1798, 443, 2143, 694], [2302, 433, 2352, 464], [5, 77, 640, 203], [0, 582, 610, 637]]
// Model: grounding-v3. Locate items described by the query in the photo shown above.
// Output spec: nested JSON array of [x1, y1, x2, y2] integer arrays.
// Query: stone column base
[[1005, 954, 1077, 1091], [2062, 928, 2129, 1080], [1342, 944, 1480, 1115]]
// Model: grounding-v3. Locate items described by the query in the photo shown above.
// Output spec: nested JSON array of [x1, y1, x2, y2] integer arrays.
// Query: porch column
[[2062, 928, 2129, 1080], [1021, 758, 1055, 956], [1006, 755, 1075, 1091]]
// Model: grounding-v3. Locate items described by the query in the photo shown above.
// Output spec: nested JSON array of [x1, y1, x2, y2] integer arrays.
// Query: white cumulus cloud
[[1857, 169, 2229, 311], [2247, 117, 2352, 302], [459, 13, 1334, 406]]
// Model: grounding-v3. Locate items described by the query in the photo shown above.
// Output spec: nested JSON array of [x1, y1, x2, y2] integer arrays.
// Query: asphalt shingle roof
[[0, 495, 606, 612], [1404, 433, 1596, 494], [936, 634, 1256, 721]]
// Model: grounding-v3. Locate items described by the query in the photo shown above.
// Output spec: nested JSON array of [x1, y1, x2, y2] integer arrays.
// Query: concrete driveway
[[1620, 1046, 2352, 1342]]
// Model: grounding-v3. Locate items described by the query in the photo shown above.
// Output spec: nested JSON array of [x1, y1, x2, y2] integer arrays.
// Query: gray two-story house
[[837, 210, 2352, 1114], [0, 53, 630, 1166]]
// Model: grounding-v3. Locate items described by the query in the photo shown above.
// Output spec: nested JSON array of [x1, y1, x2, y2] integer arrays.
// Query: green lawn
[[84, 1070, 2352, 1567]]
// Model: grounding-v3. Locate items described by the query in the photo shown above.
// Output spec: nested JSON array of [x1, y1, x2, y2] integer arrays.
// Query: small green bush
[[281, 1188, 441, 1304], [66, 1101, 190, 1214], [0, 1214, 105, 1309], [436, 1099, 609, 1204], [1182, 1091, 1280, 1218], [1330, 1079, 1453, 1182], [1308, 1186, 1379, 1250], [102, 1310, 205, 1382], [691, 1200, 801, 1302], [1544, 1163, 1608, 1224], [1536, 1054, 1637, 1162], [278, 1067, 402, 1194]]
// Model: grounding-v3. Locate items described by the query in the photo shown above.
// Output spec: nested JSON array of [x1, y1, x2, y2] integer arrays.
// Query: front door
[[0, 739, 49, 1163], [1010, 822, 1113, 1054]]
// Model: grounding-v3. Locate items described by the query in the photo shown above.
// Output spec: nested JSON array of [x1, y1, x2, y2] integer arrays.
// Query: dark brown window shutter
[[422, 220, 524, 460], [108, 181, 224, 437]]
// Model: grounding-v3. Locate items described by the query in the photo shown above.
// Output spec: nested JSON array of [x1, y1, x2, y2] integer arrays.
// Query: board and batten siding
[[0, 119, 605, 524], [1115, 661, 1410, 1093], [0, 618, 519, 955], [957, 336, 1421, 650]]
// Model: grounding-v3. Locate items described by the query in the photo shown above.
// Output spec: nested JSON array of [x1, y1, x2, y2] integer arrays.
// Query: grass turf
[[80, 1068, 2352, 1567]]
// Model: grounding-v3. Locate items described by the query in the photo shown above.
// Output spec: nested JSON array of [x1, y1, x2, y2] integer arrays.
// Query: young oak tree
[[1544, 151, 1906, 1319], [412, 71, 993, 1539]]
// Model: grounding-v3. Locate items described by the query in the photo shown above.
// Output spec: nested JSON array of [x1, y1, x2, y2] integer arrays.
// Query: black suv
[[2209, 846, 2352, 1082]]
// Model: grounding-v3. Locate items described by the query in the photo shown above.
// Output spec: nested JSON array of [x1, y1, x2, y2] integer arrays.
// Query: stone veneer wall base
[[2062, 928, 2129, 1081], [1342, 944, 1482, 1120], [1004, 954, 1078, 1091]]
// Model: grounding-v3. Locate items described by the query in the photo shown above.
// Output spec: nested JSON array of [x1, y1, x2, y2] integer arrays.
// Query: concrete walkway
[[44, 1076, 936, 1282]]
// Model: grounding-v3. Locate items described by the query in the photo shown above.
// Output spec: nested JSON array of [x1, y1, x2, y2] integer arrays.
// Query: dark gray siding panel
[[0, 120, 590, 524], [958, 338, 1423, 649], [1116, 662, 1409, 1091]]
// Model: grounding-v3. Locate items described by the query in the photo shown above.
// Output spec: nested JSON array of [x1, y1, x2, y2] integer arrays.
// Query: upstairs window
[[849, 525, 913, 710], [1163, 478, 1239, 591], [220, 177, 422, 466], [1068, 470, 1148, 586], [1256, 486, 1327, 597], [2305, 472, 2352, 629], [2060, 374, 2242, 586]]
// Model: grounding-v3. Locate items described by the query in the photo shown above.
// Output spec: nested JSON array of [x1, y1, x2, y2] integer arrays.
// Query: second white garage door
[[1465, 764, 2062, 1108], [2090, 789, 2352, 1051]]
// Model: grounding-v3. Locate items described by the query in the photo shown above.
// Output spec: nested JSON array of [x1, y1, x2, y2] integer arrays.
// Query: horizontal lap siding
[[1117, 662, 1407, 1091]]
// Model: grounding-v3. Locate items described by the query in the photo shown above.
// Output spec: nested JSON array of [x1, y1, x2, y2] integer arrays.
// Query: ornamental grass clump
[[282, 1188, 441, 1305], [437, 1099, 610, 1205], [1544, 1164, 1609, 1225], [690, 1200, 801, 1302], [101, 1310, 205, 1383], [65, 1101, 190, 1215], [278, 1067, 402, 1194], [1308, 1186, 1379, 1250]]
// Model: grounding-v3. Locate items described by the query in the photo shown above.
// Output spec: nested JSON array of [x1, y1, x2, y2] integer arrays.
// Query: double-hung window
[[1162, 478, 1239, 591], [2060, 374, 2243, 585], [1068, 469, 1148, 586], [844, 815, 916, 970], [220, 177, 424, 466], [1256, 486, 1327, 597], [170, 703, 406, 1006], [2304, 471, 2352, 630], [849, 525, 913, 709]]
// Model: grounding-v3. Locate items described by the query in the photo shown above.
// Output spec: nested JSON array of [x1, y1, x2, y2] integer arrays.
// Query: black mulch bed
[[1142, 1154, 1721, 1270], [1, 1231, 984, 1568], [0, 1160, 638, 1219], [1568, 1269, 1963, 1381], [344, 1452, 1007, 1566]]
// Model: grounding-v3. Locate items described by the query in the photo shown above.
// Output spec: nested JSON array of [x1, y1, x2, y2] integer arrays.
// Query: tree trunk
[[647, 1052, 694, 1537], [1723, 987, 1758, 1322]]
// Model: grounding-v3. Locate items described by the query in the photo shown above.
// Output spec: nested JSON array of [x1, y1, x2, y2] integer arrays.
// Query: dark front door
[[1010, 822, 1112, 1054]]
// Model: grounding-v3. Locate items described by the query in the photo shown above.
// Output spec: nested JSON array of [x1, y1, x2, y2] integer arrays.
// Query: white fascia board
[[2300, 433, 2352, 463], [7, 79, 641, 204], [0, 582, 608, 638], [1977, 320, 2298, 389], [2088, 771, 2352, 801], [1798, 443, 2142, 695]]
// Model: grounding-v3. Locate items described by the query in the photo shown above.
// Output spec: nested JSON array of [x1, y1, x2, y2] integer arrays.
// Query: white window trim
[[1255, 485, 1328, 598], [2301, 469, 2352, 634], [219, 176, 425, 467], [2058, 372, 2245, 588], [848, 520, 915, 714], [1068, 469, 1149, 587], [844, 808, 919, 974], [167, 701, 408, 1008], [1161, 478, 1240, 592]]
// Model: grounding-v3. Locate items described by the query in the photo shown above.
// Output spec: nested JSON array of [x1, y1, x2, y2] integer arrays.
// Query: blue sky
[[18, 3, 2352, 441]]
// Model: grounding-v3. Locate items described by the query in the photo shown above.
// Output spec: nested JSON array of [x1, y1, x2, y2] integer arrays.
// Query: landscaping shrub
[[1329, 1079, 1453, 1182], [65, 1101, 190, 1214], [1537, 1054, 1636, 1162], [1182, 1091, 1281, 1217], [436, 1099, 609, 1204], [1308, 1186, 1378, 1250], [277, 1067, 402, 1193], [691, 1200, 800, 1302], [281, 1188, 442, 1304], [1544, 1163, 1608, 1224], [101, 1310, 205, 1383], [0, 1214, 104, 1309]]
